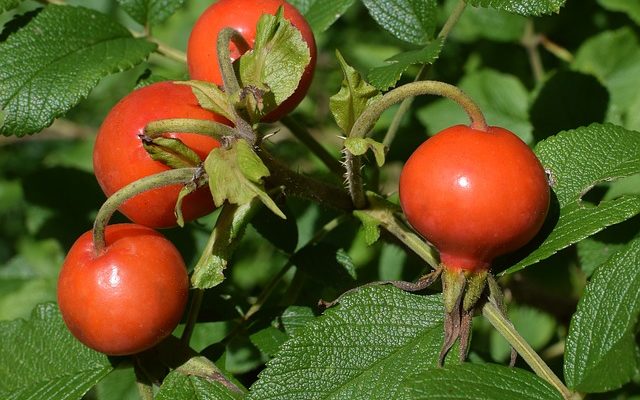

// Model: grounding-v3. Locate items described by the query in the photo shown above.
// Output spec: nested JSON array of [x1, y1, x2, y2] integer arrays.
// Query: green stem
[[382, 0, 467, 148], [145, 118, 237, 139], [152, 38, 188, 65], [281, 116, 343, 175], [482, 302, 578, 400], [347, 81, 487, 207], [521, 20, 544, 83], [92, 168, 200, 255], [181, 289, 204, 345], [216, 27, 248, 96]]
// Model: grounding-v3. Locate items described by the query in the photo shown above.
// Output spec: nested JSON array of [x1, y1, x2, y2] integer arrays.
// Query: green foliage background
[[1, 0, 640, 399]]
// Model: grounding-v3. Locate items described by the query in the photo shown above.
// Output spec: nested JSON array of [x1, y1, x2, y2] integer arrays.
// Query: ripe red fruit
[[93, 81, 227, 228], [57, 224, 189, 356], [187, 0, 317, 121], [399, 125, 550, 272]]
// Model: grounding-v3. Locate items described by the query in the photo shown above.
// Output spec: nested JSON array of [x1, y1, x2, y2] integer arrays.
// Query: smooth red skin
[[187, 0, 317, 121], [93, 82, 227, 228], [57, 224, 189, 356], [399, 125, 550, 272]]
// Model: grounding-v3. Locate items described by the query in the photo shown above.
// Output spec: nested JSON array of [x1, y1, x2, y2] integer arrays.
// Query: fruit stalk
[[92, 167, 200, 255]]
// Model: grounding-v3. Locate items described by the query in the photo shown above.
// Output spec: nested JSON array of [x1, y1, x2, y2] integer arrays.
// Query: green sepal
[[142, 136, 202, 169], [462, 270, 488, 312], [344, 137, 387, 167], [176, 80, 236, 121], [237, 6, 310, 121], [204, 139, 286, 219], [442, 268, 466, 314], [174, 171, 208, 227], [330, 51, 381, 135]]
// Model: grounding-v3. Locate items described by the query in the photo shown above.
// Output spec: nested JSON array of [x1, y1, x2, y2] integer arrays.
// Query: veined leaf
[[466, 0, 566, 16], [116, 0, 186, 26], [287, 0, 355, 33], [361, 0, 437, 45]]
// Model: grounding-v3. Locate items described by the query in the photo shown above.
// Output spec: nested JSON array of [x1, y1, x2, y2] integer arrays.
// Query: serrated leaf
[[238, 10, 310, 117], [417, 69, 533, 143], [287, 0, 355, 33], [142, 136, 202, 169], [362, 0, 437, 45], [330, 51, 381, 135], [248, 286, 445, 399], [177, 80, 236, 122], [205, 140, 285, 219], [565, 238, 640, 392], [503, 123, 640, 274], [466, 0, 566, 16], [597, 0, 640, 25], [368, 38, 444, 91], [116, 0, 186, 26], [344, 137, 387, 166], [250, 326, 288, 358], [447, 0, 526, 43], [0, 5, 156, 136], [0, 0, 23, 13], [401, 363, 563, 399], [0, 303, 113, 400], [156, 371, 243, 400]]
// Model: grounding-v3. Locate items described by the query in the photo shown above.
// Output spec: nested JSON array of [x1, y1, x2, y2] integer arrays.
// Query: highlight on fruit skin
[[399, 124, 550, 272], [57, 223, 189, 356]]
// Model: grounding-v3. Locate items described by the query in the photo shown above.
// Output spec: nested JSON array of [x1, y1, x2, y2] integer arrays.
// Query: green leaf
[[0, 0, 23, 13], [353, 209, 382, 245], [572, 28, 640, 129], [157, 371, 242, 400], [368, 38, 444, 91], [344, 137, 387, 166], [330, 51, 381, 135], [177, 80, 236, 122], [565, 238, 640, 393], [116, 0, 186, 26], [401, 363, 563, 399], [192, 201, 262, 289], [205, 139, 285, 219], [238, 9, 310, 117], [466, 0, 566, 16], [0, 303, 113, 400], [417, 69, 533, 143], [94, 367, 138, 400], [142, 136, 202, 169], [250, 326, 288, 358], [361, 0, 437, 45], [503, 123, 640, 274], [597, 0, 640, 25], [446, 0, 526, 43], [287, 0, 355, 33], [248, 286, 445, 399], [0, 5, 156, 137]]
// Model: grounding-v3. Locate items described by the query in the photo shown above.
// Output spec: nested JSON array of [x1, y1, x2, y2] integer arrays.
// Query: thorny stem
[[482, 302, 580, 400], [382, 0, 467, 148], [281, 116, 344, 175], [347, 81, 487, 208], [92, 168, 200, 255]]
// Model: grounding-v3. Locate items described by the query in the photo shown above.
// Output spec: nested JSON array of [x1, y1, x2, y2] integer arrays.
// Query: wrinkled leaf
[[156, 371, 243, 400], [177, 80, 236, 121], [0, 303, 113, 400], [0, 0, 23, 13], [116, 0, 186, 26], [466, 0, 566, 16], [361, 0, 437, 45], [368, 38, 444, 91], [344, 137, 387, 166], [0, 5, 156, 136], [330, 51, 381, 135], [565, 238, 640, 392], [287, 0, 355, 33], [503, 123, 640, 274]]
